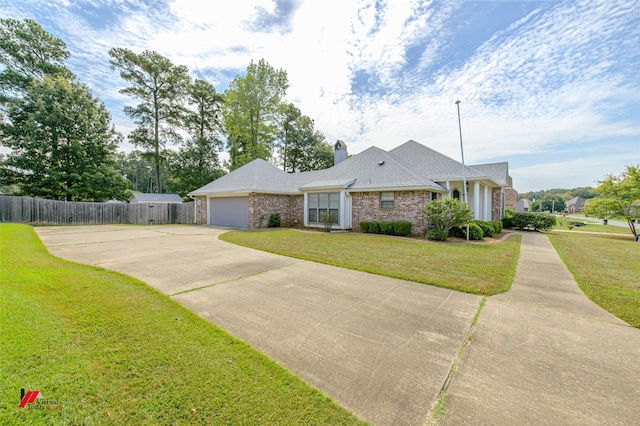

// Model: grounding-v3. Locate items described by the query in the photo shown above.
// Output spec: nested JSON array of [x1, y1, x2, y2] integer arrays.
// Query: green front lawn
[[554, 222, 631, 235], [548, 232, 640, 327], [0, 224, 365, 425], [220, 230, 521, 296]]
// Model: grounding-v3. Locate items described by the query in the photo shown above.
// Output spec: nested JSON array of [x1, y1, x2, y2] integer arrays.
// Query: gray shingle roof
[[189, 140, 510, 196], [469, 162, 510, 187]]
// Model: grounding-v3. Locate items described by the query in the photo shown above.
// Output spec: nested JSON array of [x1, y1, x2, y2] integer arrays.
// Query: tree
[[115, 150, 157, 193], [223, 59, 288, 170], [531, 194, 565, 213], [422, 198, 474, 241], [0, 18, 71, 98], [109, 48, 191, 194], [584, 165, 640, 242], [0, 75, 127, 201], [165, 79, 225, 198], [278, 103, 333, 172]]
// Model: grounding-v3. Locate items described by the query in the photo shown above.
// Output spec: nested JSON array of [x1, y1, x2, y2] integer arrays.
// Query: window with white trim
[[380, 192, 395, 209], [308, 192, 339, 224]]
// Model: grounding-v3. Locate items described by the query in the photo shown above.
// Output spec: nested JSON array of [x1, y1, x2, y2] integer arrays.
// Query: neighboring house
[[129, 192, 183, 204], [514, 199, 531, 212], [565, 196, 586, 214], [189, 140, 513, 235]]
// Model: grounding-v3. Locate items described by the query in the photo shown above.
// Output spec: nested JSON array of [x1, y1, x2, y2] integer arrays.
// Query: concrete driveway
[[36, 224, 481, 425]]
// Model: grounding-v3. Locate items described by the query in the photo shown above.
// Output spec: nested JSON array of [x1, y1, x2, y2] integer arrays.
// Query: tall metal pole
[[455, 100, 469, 240]]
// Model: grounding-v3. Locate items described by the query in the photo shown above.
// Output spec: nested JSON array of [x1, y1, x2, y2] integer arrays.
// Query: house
[[565, 196, 586, 214], [129, 192, 183, 204], [514, 199, 531, 212], [189, 140, 513, 235]]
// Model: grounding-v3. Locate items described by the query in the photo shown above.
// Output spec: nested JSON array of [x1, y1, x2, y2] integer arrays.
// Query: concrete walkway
[[442, 232, 640, 425], [35, 226, 640, 425]]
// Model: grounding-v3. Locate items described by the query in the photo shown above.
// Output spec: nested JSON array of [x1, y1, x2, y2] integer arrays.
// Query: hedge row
[[448, 220, 504, 241], [360, 221, 412, 236], [502, 211, 556, 231]]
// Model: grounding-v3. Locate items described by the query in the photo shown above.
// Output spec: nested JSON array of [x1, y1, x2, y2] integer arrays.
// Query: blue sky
[[2, 0, 639, 192]]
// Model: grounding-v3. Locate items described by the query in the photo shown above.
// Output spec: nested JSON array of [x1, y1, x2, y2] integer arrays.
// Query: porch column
[[474, 182, 481, 220], [483, 185, 490, 221]]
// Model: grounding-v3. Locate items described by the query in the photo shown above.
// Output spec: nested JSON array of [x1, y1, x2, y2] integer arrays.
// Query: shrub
[[359, 221, 371, 233], [449, 223, 484, 240], [380, 222, 395, 235], [426, 229, 448, 241], [491, 221, 503, 233], [475, 221, 495, 237], [448, 226, 466, 238], [422, 198, 474, 241], [393, 221, 412, 237], [502, 209, 515, 229], [530, 213, 556, 231], [320, 211, 337, 232], [508, 212, 556, 232], [467, 222, 484, 240], [369, 222, 381, 234], [268, 213, 281, 228]]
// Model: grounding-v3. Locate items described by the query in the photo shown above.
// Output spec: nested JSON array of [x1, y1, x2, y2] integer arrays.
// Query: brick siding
[[351, 191, 430, 235], [249, 193, 304, 229], [492, 188, 503, 221]]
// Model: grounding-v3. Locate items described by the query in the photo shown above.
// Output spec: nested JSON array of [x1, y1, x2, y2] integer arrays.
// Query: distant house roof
[[514, 199, 531, 212], [129, 193, 183, 203], [189, 140, 512, 197], [566, 196, 586, 208]]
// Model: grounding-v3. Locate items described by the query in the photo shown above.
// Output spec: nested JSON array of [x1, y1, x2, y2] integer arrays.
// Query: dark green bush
[[426, 229, 448, 241], [475, 221, 495, 237], [467, 222, 484, 240], [508, 212, 556, 231], [380, 222, 395, 235], [448, 226, 466, 238], [449, 223, 484, 240], [393, 221, 412, 237], [361, 221, 412, 236], [491, 221, 503, 233], [268, 213, 281, 228], [502, 209, 515, 229]]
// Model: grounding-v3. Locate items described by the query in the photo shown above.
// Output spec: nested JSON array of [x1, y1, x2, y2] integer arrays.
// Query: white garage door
[[210, 197, 249, 228]]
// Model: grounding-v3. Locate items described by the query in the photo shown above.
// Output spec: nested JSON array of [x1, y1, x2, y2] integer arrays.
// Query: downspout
[[189, 194, 196, 224]]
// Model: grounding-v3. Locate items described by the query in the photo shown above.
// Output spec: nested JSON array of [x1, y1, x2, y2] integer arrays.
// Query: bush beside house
[[360, 221, 412, 237], [503, 210, 556, 231]]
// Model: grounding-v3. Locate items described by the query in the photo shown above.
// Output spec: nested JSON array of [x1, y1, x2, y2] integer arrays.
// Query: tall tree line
[[0, 19, 126, 201], [1, 19, 335, 201]]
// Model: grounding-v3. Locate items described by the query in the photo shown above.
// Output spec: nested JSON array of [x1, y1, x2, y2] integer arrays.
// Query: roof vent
[[378, 160, 385, 166]]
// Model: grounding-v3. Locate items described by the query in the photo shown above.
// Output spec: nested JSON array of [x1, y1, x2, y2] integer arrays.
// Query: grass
[[554, 222, 631, 235], [0, 224, 365, 425], [219, 230, 521, 296], [548, 231, 640, 328]]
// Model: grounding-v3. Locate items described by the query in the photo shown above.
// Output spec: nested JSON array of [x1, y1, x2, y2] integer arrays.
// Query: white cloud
[[2, 0, 639, 192]]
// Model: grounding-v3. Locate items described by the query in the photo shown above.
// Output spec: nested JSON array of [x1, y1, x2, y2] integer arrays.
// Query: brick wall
[[503, 187, 518, 210], [351, 191, 430, 235], [194, 196, 207, 225], [492, 188, 503, 221], [249, 193, 304, 229]]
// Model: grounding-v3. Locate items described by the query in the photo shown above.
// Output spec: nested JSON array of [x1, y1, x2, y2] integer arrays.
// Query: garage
[[209, 196, 249, 227]]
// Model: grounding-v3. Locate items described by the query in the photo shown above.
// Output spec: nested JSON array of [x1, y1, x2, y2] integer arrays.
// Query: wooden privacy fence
[[0, 195, 194, 225]]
